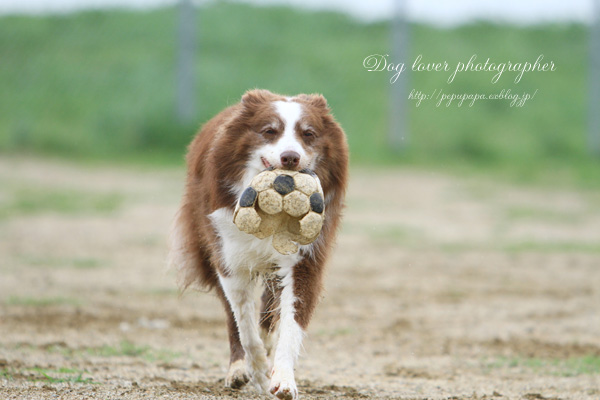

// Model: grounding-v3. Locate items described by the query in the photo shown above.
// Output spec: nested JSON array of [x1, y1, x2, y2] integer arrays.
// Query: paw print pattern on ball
[[233, 168, 325, 255]]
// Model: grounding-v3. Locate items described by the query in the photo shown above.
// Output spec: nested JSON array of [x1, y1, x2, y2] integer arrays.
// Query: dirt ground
[[1, 157, 599, 400]]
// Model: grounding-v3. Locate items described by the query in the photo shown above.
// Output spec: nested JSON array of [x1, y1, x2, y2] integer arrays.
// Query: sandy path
[[1, 157, 599, 399]]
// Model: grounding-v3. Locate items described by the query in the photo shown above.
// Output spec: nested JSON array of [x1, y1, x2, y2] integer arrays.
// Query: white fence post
[[590, 0, 600, 156], [389, 0, 410, 152], [176, 0, 197, 124]]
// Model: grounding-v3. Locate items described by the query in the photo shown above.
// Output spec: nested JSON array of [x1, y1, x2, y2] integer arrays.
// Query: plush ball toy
[[233, 168, 325, 255]]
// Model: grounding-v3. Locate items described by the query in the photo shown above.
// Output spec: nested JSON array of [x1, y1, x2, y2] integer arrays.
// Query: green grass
[[485, 356, 600, 377], [85, 341, 181, 362], [505, 206, 585, 224], [367, 225, 423, 245], [0, 186, 123, 219], [29, 367, 97, 384], [504, 241, 600, 253], [70, 257, 102, 269], [0, 368, 14, 380], [18, 255, 105, 269], [344, 219, 600, 252], [5, 296, 82, 307], [0, 367, 98, 384], [436, 240, 600, 254], [0, 4, 598, 187], [3, 338, 180, 365]]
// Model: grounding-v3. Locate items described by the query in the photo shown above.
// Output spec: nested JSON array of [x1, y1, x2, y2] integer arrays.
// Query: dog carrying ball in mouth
[[233, 167, 325, 255], [168, 89, 348, 399]]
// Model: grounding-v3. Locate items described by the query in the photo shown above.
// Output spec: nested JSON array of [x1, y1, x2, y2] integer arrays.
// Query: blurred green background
[[0, 2, 597, 186]]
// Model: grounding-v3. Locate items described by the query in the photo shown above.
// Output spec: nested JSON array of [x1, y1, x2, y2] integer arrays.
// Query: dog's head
[[218, 89, 348, 202]]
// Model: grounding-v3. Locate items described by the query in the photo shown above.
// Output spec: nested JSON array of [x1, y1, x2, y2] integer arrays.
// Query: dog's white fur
[[170, 90, 348, 400], [207, 103, 308, 397]]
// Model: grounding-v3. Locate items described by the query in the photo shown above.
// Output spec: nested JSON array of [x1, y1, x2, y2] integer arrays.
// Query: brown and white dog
[[168, 89, 348, 399]]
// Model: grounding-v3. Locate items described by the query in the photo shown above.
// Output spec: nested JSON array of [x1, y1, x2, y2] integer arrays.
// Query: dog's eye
[[303, 130, 315, 138], [263, 128, 277, 135]]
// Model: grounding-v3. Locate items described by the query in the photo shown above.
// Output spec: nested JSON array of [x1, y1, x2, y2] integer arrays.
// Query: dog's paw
[[269, 370, 298, 400], [250, 368, 271, 394], [243, 347, 271, 393], [225, 359, 250, 389]]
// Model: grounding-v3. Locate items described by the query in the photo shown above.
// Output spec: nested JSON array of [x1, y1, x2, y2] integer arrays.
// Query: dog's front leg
[[218, 273, 270, 392], [269, 279, 302, 399], [270, 258, 322, 400]]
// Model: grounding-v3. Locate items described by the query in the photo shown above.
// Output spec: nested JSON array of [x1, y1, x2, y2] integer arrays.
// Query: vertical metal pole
[[389, 0, 410, 152], [176, 0, 196, 124], [590, 0, 600, 156]]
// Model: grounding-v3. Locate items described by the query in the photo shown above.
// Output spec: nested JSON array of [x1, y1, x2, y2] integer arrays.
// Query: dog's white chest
[[209, 208, 301, 274]]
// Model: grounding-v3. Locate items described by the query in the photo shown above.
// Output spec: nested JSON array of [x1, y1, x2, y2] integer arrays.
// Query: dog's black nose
[[280, 151, 300, 169]]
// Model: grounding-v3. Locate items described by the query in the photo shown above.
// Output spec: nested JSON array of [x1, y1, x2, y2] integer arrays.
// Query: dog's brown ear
[[241, 89, 274, 106], [296, 93, 329, 111]]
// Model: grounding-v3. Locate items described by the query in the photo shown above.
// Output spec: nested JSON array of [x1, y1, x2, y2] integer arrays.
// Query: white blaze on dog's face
[[255, 100, 317, 172], [235, 91, 337, 198]]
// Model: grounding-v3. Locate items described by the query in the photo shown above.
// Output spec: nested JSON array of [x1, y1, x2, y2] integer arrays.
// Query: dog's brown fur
[[170, 89, 348, 381]]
